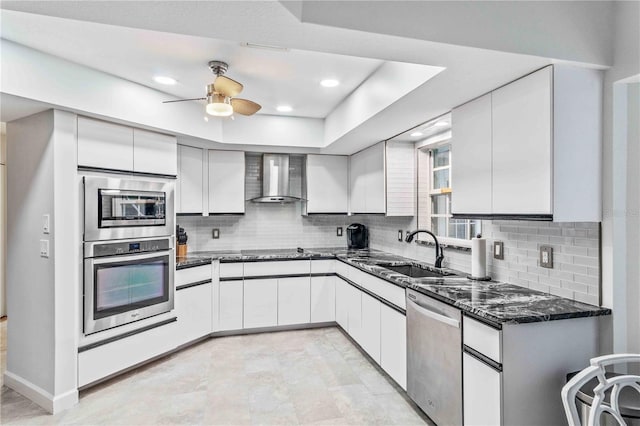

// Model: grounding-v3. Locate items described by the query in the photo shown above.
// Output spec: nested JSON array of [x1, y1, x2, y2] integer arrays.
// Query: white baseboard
[[3, 371, 78, 414]]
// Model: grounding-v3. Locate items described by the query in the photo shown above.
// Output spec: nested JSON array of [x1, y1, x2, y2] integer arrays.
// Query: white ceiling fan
[[162, 60, 261, 117]]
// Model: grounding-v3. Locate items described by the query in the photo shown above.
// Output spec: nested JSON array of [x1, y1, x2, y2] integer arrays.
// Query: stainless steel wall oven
[[83, 237, 175, 335]]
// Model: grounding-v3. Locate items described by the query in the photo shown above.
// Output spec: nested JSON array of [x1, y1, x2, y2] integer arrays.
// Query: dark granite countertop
[[176, 247, 611, 326]]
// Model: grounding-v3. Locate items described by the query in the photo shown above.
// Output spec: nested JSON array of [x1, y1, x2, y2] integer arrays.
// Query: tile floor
[[1, 319, 432, 425]]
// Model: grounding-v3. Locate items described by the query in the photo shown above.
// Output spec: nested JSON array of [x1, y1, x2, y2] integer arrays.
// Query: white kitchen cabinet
[[243, 278, 278, 328], [492, 67, 552, 215], [349, 149, 367, 214], [133, 128, 177, 176], [345, 283, 363, 344], [451, 65, 602, 221], [217, 280, 243, 331], [451, 93, 493, 215], [208, 150, 245, 214], [310, 275, 336, 323], [278, 276, 311, 326], [174, 283, 212, 347], [335, 278, 349, 330], [385, 142, 415, 216], [360, 292, 381, 363], [77, 116, 134, 171], [463, 352, 502, 426], [177, 145, 204, 214], [380, 304, 407, 390], [304, 155, 348, 214]]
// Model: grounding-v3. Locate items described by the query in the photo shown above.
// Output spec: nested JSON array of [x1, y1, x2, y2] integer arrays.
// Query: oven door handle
[[90, 250, 173, 265]]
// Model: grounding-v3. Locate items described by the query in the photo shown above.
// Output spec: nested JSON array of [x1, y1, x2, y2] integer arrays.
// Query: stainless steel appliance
[[84, 176, 175, 241], [347, 223, 368, 249], [83, 236, 175, 334], [407, 288, 463, 425], [250, 154, 303, 203]]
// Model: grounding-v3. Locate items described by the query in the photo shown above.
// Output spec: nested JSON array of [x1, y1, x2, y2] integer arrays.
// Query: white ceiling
[[0, 1, 567, 153], [0, 9, 386, 119]]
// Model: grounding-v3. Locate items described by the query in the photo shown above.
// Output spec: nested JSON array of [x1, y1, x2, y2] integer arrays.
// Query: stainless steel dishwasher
[[407, 288, 463, 426]]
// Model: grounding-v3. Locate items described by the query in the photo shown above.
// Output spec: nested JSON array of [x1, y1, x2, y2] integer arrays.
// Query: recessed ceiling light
[[277, 105, 293, 113], [320, 79, 340, 88], [411, 132, 423, 137], [154, 75, 177, 85], [434, 120, 448, 127]]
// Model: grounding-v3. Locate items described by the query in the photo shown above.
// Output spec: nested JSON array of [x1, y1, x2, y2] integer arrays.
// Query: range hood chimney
[[250, 154, 303, 203]]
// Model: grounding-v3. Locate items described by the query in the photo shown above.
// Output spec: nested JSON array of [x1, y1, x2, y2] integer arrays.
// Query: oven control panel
[[88, 238, 172, 258]]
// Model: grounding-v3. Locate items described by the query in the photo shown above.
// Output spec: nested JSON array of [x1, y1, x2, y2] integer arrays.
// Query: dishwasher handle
[[407, 297, 460, 328]]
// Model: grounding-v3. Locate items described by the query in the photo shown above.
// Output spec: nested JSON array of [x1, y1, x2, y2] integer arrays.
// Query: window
[[418, 143, 480, 242]]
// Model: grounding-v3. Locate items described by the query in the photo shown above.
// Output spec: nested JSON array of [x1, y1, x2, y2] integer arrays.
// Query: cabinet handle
[[463, 344, 503, 372]]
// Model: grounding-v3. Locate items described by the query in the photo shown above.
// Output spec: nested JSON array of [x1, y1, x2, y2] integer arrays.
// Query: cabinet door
[[177, 145, 204, 214], [463, 352, 502, 426], [364, 142, 386, 213], [133, 129, 177, 176], [243, 279, 278, 328], [218, 280, 243, 331], [174, 283, 212, 347], [361, 293, 381, 363], [335, 278, 349, 330], [492, 68, 552, 215], [209, 150, 245, 214], [310, 275, 336, 323], [451, 93, 493, 215], [306, 155, 348, 214], [77, 117, 133, 171], [278, 277, 311, 326], [380, 305, 407, 390], [346, 284, 363, 343], [349, 150, 367, 214]]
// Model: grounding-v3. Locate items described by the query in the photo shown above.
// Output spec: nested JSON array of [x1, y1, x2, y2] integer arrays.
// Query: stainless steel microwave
[[83, 176, 175, 241]]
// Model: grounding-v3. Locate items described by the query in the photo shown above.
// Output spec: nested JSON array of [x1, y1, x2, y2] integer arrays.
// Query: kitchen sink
[[384, 264, 458, 278]]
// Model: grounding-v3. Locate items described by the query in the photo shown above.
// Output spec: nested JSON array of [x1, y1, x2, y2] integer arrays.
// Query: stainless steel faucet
[[405, 229, 444, 268]]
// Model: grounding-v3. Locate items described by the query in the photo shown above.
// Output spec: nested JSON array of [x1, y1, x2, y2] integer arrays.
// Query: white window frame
[[416, 136, 479, 248]]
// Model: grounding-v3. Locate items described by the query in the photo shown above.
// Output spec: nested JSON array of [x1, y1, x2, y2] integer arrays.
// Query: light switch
[[42, 214, 50, 234], [212, 228, 220, 239], [494, 241, 504, 260], [337, 227, 343, 237], [40, 239, 49, 257], [398, 230, 403, 242]]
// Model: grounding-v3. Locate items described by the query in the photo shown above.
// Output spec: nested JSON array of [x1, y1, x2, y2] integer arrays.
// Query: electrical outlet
[[42, 214, 50, 234], [336, 227, 343, 237], [398, 230, 403, 242], [40, 239, 49, 257], [540, 245, 553, 268], [494, 241, 504, 260], [212, 228, 220, 239]]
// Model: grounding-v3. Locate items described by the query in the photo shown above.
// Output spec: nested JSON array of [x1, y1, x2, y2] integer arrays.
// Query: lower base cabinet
[[380, 304, 407, 390], [335, 278, 349, 329], [217, 280, 243, 331], [361, 293, 381, 363], [174, 283, 213, 347], [278, 277, 311, 325], [463, 352, 501, 425], [244, 279, 278, 328], [310, 275, 336, 323]]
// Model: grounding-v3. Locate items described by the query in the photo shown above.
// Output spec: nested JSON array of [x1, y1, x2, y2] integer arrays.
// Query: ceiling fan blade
[[214, 75, 243, 97], [162, 97, 206, 104], [231, 98, 262, 116]]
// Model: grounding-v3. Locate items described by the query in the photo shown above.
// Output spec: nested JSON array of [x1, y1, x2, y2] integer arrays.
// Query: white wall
[[0, 122, 6, 317], [5, 110, 78, 413]]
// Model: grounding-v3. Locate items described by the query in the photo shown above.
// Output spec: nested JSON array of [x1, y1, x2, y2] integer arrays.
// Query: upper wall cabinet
[[303, 154, 349, 214], [177, 145, 204, 214], [77, 116, 177, 176], [208, 150, 245, 214], [451, 65, 602, 221], [133, 129, 177, 176], [349, 141, 415, 216]]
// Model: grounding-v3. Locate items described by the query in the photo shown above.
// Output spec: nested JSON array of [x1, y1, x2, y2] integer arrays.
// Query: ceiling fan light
[[206, 94, 234, 117]]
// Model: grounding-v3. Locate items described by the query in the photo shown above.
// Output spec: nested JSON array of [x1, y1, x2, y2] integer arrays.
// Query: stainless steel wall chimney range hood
[[250, 154, 303, 203]]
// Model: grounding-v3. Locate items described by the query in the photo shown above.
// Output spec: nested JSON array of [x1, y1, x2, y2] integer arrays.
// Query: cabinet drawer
[[220, 262, 243, 278], [463, 352, 502, 426], [176, 264, 211, 287], [463, 316, 501, 363], [349, 266, 406, 310], [243, 260, 310, 277], [311, 259, 335, 274]]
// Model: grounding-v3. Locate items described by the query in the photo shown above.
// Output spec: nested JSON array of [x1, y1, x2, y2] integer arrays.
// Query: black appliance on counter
[[347, 223, 369, 250]]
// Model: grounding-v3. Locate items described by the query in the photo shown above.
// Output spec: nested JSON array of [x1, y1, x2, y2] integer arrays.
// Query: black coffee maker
[[347, 223, 369, 250]]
